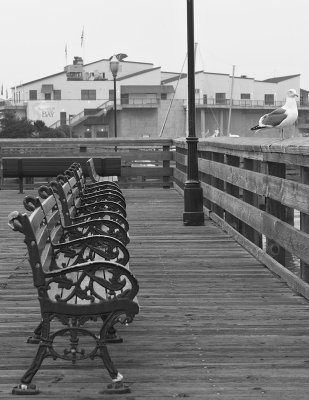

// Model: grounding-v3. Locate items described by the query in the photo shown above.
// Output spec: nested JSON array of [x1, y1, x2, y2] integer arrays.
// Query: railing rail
[[174, 137, 309, 299], [0, 138, 174, 189], [192, 98, 309, 108]]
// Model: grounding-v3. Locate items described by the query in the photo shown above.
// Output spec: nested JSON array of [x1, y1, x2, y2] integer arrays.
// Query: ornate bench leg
[[97, 343, 130, 394], [13, 314, 51, 395], [27, 321, 42, 344], [106, 326, 123, 344], [98, 312, 131, 394], [12, 344, 48, 395]]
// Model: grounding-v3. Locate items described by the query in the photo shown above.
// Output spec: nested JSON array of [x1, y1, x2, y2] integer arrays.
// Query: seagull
[[250, 89, 298, 139]]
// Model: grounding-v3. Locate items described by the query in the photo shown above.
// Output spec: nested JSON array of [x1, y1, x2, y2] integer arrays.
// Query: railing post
[[17, 158, 23, 194], [211, 152, 224, 218], [300, 166, 309, 282], [163, 144, 170, 189], [265, 161, 286, 265], [242, 159, 262, 247], [225, 155, 241, 232], [0, 155, 3, 190], [183, 0, 204, 226]]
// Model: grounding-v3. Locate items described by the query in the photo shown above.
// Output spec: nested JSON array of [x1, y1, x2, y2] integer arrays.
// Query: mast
[[227, 65, 235, 136]]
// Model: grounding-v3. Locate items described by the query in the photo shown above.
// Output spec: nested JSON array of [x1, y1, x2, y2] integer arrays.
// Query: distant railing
[[121, 98, 160, 106], [193, 98, 309, 108], [0, 138, 174, 189], [174, 137, 309, 300]]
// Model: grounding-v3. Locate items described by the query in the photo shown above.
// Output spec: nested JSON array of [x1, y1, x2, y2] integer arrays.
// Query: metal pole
[[227, 65, 235, 135], [183, 0, 204, 226], [113, 76, 117, 139], [113, 75, 117, 152]]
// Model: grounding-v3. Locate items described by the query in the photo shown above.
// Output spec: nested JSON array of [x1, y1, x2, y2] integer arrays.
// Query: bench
[[53, 173, 128, 222], [69, 162, 123, 198], [63, 167, 126, 211], [1, 156, 121, 193], [35, 184, 129, 246], [87, 157, 120, 183], [8, 170, 138, 395]]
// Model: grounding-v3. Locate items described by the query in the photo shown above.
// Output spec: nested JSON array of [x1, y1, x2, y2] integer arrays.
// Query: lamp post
[[110, 55, 119, 142], [183, 0, 204, 226]]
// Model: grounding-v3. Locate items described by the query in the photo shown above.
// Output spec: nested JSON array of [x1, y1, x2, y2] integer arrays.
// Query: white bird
[[250, 89, 298, 139]]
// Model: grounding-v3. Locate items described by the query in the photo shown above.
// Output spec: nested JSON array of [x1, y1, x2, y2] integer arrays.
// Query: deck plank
[[1, 188, 309, 399]]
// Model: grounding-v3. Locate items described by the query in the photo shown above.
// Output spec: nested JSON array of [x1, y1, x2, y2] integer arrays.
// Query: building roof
[[117, 67, 161, 81], [14, 59, 155, 89], [161, 73, 187, 84], [263, 74, 300, 83], [161, 70, 232, 85], [121, 85, 174, 94]]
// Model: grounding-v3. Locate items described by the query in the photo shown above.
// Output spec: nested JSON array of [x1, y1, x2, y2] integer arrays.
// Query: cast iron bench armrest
[[72, 210, 129, 232], [45, 260, 139, 301], [78, 188, 126, 204], [52, 234, 130, 267], [61, 218, 129, 246], [76, 200, 127, 218], [77, 191, 126, 210]]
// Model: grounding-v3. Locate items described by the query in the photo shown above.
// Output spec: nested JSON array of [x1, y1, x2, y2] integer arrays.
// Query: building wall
[[119, 108, 158, 138], [158, 99, 186, 138], [16, 59, 157, 126], [168, 72, 301, 103]]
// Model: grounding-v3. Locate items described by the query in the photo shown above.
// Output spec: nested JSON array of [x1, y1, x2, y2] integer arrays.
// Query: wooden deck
[[1, 188, 309, 399]]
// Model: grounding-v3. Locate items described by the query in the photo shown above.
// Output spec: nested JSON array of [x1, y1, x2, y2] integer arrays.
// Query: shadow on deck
[[1, 188, 309, 399]]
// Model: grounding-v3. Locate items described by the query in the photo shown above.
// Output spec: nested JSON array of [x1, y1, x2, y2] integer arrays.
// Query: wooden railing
[[3, 136, 309, 298], [174, 137, 309, 299], [0, 138, 174, 189]]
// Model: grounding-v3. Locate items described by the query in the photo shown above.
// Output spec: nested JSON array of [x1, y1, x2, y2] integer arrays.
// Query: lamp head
[[110, 55, 119, 77]]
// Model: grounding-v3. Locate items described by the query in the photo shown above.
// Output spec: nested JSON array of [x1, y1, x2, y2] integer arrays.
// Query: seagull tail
[[250, 125, 266, 131]]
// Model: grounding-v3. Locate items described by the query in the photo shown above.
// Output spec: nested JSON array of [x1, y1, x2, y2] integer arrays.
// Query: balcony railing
[[120, 98, 160, 107], [193, 98, 309, 108]]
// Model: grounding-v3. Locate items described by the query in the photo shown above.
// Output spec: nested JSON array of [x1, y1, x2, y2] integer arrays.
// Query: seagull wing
[[260, 108, 287, 127]]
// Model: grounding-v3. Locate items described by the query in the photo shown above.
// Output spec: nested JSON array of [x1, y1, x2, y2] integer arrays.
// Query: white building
[[3, 55, 309, 138]]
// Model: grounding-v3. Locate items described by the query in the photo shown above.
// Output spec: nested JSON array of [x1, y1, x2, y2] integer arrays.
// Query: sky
[[1, 0, 309, 95]]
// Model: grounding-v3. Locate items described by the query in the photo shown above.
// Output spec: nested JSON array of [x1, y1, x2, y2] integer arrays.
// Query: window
[[96, 130, 108, 138], [203, 94, 208, 104], [195, 89, 200, 94], [121, 93, 129, 104], [29, 90, 37, 100], [161, 93, 167, 100], [241, 93, 250, 99], [81, 90, 96, 100], [265, 94, 274, 105], [54, 90, 61, 100], [44, 93, 51, 100], [109, 90, 115, 101], [215, 93, 226, 104]]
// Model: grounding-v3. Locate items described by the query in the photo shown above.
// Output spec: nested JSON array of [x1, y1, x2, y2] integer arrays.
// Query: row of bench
[[8, 159, 139, 395], [0, 156, 121, 193]]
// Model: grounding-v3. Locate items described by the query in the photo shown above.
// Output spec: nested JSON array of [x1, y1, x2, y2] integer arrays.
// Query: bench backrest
[[36, 184, 129, 246], [8, 208, 137, 306], [8, 204, 60, 286], [53, 174, 127, 221], [2, 157, 121, 178], [70, 163, 123, 196]]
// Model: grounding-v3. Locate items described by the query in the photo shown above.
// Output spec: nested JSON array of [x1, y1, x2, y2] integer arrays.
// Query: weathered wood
[[200, 182, 309, 265], [300, 166, 309, 282], [2, 188, 309, 398], [198, 158, 309, 214], [242, 159, 262, 247], [225, 154, 241, 232]]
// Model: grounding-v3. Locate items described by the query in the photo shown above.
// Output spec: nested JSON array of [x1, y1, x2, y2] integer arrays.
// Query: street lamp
[[110, 55, 119, 140], [183, 0, 204, 226]]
